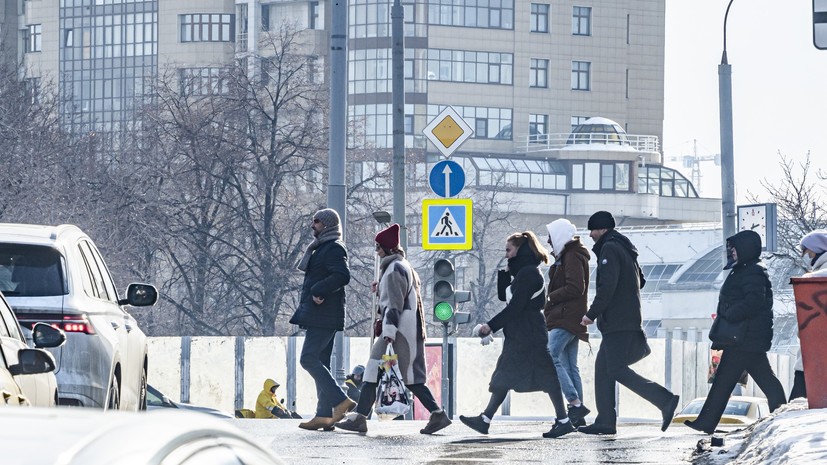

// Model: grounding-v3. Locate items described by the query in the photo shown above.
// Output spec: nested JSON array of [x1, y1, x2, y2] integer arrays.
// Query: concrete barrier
[[147, 336, 794, 419]]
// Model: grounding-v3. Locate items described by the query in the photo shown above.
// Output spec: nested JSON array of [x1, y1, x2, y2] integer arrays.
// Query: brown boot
[[420, 410, 452, 434], [298, 416, 334, 431], [332, 398, 357, 422], [334, 413, 368, 433]]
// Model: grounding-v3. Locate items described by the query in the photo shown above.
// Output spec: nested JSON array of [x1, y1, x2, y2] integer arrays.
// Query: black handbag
[[708, 315, 746, 346]]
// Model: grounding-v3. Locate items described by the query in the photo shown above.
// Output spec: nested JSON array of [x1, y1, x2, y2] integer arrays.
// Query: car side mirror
[[32, 322, 66, 349], [119, 283, 158, 307], [9, 349, 56, 376]]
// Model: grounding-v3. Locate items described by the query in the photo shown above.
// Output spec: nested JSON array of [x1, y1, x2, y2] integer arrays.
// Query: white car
[[0, 408, 286, 465], [0, 290, 64, 406], [0, 223, 158, 410]]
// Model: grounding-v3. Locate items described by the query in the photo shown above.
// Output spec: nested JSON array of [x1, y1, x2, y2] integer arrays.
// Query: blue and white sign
[[428, 160, 465, 198], [422, 199, 473, 250]]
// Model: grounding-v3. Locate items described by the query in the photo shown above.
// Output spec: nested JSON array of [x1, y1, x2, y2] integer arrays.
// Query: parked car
[[0, 287, 65, 406], [0, 308, 59, 407], [0, 407, 286, 465], [672, 396, 771, 427], [0, 224, 158, 411], [146, 384, 234, 419]]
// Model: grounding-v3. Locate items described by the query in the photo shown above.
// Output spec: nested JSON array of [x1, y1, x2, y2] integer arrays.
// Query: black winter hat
[[587, 211, 616, 230]]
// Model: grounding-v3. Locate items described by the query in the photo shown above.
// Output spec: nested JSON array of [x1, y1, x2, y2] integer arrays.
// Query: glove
[[472, 324, 494, 346]]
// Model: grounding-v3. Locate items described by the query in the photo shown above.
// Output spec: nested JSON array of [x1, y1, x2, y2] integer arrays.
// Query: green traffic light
[[434, 301, 454, 321]]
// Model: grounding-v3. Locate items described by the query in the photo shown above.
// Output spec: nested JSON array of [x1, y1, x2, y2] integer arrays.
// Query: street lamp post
[[719, 0, 737, 251]]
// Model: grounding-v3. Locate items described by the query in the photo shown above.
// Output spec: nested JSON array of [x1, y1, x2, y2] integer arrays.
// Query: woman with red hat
[[335, 224, 451, 435]]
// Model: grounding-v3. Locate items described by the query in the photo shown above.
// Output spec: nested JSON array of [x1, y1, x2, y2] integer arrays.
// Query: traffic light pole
[[441, 321, 449, 415]]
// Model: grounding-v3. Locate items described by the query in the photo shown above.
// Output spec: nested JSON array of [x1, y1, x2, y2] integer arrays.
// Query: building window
[[179, 68, 229, 96], [24, 24, 42, 53], [180, 14, 235, 42], [310, 1, 321, 30], [475, 118, 488, 139], [426, 49, 513, 85], [529, 114, 548, 143], [571, 61, 590, 91], [404, 114, 414, 134], [427, 0, 514, 30], [25, 77, 41, 104], [530, 4, 549, 33], [529, 58, 548, 88], [428, 104, 511, 141], [572, 6, 591, 36], [571, 115, 590, 131], [261, 5, 271, 32], [571, 162, 631, 192]]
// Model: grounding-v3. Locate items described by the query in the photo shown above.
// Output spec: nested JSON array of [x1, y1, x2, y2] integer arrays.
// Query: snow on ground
[[700, 399, 827, 464]]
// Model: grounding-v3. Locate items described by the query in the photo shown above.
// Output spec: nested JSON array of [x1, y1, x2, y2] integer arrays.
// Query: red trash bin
[[790, 276, 827, 409]]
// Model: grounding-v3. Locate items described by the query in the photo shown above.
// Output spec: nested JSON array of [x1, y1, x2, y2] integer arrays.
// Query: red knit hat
[[375, 223, 400, 250]]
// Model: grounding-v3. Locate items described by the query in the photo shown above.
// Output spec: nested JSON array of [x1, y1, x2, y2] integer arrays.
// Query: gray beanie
[[800, 230, 827, 255], [313, 208, 341, 228]]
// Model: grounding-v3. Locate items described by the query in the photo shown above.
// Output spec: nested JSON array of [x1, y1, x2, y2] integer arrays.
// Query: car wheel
[[138, 366, 147, 411], [107, 378, 120, 411]]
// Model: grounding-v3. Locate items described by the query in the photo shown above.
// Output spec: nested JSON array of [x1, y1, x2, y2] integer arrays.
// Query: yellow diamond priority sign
[[423, 106, 474, 158]]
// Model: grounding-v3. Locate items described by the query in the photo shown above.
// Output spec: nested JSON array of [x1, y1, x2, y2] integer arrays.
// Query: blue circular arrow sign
[[429, 160, 465, 198]]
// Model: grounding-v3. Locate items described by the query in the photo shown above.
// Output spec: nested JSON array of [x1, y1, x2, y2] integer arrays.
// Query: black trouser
[[694, 348, 786, 430], [789, 370, 806, 401], [593, 331, 674, 426], [482, 388, 567, 420], [355, 381, 439, 416]]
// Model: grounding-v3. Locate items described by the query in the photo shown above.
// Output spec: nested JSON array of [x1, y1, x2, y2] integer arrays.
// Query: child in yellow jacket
[[255, 379, 291, 418]]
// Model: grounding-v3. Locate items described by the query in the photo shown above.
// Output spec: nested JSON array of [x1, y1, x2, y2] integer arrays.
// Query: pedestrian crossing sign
[[422, 198, 473, 250]]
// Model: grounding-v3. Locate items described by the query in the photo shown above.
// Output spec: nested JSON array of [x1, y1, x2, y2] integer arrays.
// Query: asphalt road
[[234, 418, 707, 464]]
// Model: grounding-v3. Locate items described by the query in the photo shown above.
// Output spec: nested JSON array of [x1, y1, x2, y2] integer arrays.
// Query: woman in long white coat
[[335, 224, 451, 435]]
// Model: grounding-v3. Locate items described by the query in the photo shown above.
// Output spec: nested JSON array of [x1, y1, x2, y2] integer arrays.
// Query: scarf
[[297, 225, 342, 271]]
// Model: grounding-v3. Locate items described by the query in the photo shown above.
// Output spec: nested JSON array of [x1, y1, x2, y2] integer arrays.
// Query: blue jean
[[547, 328, 583, 403], [300, 326, 348, 418]]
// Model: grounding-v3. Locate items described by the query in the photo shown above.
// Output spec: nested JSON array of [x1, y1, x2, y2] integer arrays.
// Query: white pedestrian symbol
[[432, 208, 463, 237]]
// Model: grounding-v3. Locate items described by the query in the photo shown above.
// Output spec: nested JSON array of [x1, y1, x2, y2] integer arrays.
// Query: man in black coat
[[579, 211, 680, 435], [290, 208, 356, 430], [684, 230, 786, 434]]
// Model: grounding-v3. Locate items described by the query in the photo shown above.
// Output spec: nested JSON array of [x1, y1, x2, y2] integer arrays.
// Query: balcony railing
[[518, 132, 660, 153]]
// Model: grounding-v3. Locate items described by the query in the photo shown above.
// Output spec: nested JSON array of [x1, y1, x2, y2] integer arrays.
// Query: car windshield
[[0, 244, 66, 297], [723, 401, 751, 416]]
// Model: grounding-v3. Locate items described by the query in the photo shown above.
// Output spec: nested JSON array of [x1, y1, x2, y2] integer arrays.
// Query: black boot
[[459, 414, 490, 434], [567, 405, 590, 428]]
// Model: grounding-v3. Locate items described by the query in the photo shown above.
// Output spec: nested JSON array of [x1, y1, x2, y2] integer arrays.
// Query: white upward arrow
[[442, 164, 453, 197]]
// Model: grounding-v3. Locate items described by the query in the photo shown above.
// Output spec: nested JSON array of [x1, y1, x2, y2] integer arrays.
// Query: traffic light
[[433, 258, 455, 322], [433, 258, 472, 324]]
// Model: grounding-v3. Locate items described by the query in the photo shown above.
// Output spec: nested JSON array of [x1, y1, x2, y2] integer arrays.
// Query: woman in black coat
[[459, 231, 574, 439], [684, 230, 786, 434]]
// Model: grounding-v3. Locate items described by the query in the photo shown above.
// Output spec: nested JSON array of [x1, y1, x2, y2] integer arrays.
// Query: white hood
[[546, 219, 577, 257]]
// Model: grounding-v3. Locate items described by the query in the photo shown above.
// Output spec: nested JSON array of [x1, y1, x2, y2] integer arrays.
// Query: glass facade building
[[59, 0, 158, 133]]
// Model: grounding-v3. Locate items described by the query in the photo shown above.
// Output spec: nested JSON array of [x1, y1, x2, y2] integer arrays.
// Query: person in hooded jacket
[[459, 231, 575, 439], [580, 211, 680, 435], [544, 219, 591, 427], [255, 379, 291, 419], [684, 230, 787, 434], [344, 365, 365, 402], [788, 230, 827, 400], [335, 224, 451, 435]]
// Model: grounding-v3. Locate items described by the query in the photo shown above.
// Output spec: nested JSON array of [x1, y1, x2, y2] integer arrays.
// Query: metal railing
[[518, 132, 660, 153]]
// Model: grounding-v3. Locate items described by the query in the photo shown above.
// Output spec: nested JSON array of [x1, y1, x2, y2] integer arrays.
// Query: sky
[[663, 0, 827, 202]]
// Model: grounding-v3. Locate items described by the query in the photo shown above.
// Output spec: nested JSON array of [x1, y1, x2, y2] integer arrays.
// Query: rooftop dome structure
[[567, 117, 630, 146]]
